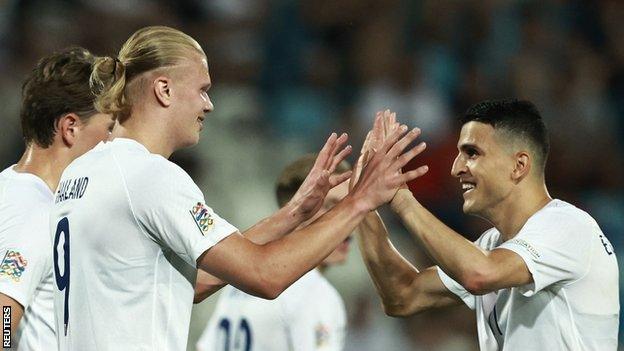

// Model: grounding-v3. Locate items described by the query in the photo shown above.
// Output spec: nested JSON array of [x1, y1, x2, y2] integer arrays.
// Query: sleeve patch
[[0, 250, 28, 282], [189, 202, 215, 236], [315, 323, 330, 347], [507, 238, 541, 259]]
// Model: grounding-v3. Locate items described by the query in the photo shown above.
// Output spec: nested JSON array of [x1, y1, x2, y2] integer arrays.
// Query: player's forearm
[[242, 201, 306, 245], [256, 195, 369, 296], [358, 211, 421, 313], [391, 189, 493, 292], [193, 204, 305, 302], [194, 270, 227, 303]]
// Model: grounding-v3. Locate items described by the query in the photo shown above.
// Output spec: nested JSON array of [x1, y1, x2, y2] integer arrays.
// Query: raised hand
[[350, 111, 386, 191], [350, 110, 400, 187], [350, 121, 428, 212], [349, 130, 371, 192], [289, 133, 353, 221]]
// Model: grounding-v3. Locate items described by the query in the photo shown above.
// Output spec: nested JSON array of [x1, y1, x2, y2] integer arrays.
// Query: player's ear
[[511, 151, 530, 183], [153, 76, 172, 107], [57, 113, 81, 148]]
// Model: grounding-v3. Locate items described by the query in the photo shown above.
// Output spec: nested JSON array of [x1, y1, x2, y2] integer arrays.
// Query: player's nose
[[451, 154, 466, 178], [204, 96, 214, 114]]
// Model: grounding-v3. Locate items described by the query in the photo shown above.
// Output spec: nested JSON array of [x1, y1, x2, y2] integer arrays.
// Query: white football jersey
[[438, 199, 619, 350], [50, 138, 238, 351], [0, 166, 56, 350], [197, 269, 346, 351]]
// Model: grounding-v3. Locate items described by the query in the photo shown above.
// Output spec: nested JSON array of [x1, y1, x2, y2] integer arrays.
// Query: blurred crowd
[[0, 1, 622, 350]]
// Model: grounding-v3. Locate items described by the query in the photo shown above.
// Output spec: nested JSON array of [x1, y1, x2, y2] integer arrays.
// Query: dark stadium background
[[0, 1, 622, 350]]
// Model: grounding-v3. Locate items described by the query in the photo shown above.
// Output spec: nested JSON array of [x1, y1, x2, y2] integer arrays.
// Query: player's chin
[[462, 201, 475, 215], [462, 201, 485, 217], [180, 134, 201, 148]]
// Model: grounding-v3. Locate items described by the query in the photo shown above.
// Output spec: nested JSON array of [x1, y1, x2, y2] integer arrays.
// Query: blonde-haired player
[[197, 155, 352, 351], [50, 26, 429, 350]]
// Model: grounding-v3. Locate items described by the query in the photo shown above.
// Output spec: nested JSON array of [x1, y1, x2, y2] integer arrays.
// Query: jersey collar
[[110, 137, 151, 154]]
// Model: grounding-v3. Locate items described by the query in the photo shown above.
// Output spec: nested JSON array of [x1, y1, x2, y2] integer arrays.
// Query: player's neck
[[112, 116, 176, 158], [490, 182, 552, 241], [14, 143, 70, 192]]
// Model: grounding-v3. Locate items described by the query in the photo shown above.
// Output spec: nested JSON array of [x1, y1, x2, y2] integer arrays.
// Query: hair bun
[[90, 55, 128, 120]]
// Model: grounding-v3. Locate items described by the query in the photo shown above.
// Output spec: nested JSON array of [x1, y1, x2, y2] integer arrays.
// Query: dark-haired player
[[197, 154, 352, 351], [357, 101, 619, 350], [0, 48, 114, 350]]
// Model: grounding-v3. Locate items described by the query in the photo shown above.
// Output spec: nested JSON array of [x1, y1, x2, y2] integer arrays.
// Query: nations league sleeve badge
[[0, 250, 28, 282], [190, 202, 215, 236]]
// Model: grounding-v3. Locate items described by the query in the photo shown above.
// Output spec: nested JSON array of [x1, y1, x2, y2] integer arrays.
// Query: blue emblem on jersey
[[0, 250, 28, 282], [190, 202, 214, 236]]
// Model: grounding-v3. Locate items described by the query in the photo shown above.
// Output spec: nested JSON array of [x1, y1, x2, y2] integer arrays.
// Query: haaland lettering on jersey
[[55, 177, 89, 204]]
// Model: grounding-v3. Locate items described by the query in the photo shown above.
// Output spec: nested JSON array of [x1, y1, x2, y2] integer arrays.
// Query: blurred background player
[[197, 154, 351, 351], [0, 47, 114, 350], [50, 26, 427, 350], [357, 103, 619, 350]]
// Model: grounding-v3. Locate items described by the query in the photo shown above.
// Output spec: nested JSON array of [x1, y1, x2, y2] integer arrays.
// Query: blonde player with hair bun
[[50, 26, 429, 350]]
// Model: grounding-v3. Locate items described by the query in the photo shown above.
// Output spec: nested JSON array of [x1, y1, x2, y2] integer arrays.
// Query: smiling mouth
[[461, 182, 476, 194]]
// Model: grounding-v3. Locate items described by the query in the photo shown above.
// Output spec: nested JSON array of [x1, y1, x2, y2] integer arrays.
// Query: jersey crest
[[0, 250, 28, 282], [315, 323, 329, 347], [190, 202, 214, 236]]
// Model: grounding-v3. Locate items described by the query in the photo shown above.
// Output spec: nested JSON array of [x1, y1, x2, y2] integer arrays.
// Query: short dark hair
[[460, 99, 550, 172], [275, 154, 351, 207], [20, 47, 99, 148]]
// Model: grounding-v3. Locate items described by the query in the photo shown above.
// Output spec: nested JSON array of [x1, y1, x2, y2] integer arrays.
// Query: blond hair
[[90, 26, 204, 121]]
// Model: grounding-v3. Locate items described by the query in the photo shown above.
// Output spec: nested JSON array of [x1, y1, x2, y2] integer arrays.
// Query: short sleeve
[[127, 160, 238, 267], [436, 266, 476, 310], [0, 212, 51, 308], [498, 209, 592, 297]]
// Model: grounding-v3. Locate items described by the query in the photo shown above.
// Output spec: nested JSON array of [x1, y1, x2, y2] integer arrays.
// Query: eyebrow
[[458, 143, 482, 152]]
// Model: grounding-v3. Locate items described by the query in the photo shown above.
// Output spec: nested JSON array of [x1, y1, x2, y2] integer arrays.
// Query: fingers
[[325, 132, 348, 169], [372, 112, 383, 150], [381, 110, 388, 139], [379, 124, 409, 155], [400, 165, 429, 183], [393, 141, 427, 169], [387, 127, 421, 160], [379, 109, 397, 138], [362, 131, 372, 153], [386, 111, 398, 136], [314, 132, 338, 170], [314, 132, 348, 173], [329, 144, 353, 173], [329, 171, 353, 187], [348, 162, 359, 191]]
